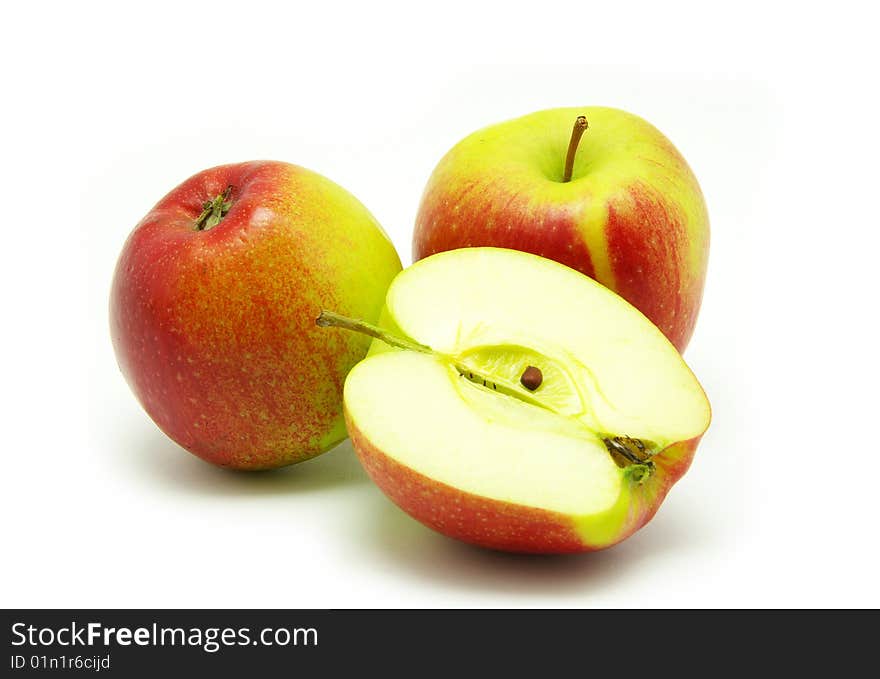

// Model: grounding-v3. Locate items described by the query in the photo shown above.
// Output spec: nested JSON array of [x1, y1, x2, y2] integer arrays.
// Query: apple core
[[318, 310, 659, 482]]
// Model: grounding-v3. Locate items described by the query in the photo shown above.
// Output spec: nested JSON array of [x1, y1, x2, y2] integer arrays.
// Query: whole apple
[[413, 107, 709, 352], [110, 161, 401, 469]]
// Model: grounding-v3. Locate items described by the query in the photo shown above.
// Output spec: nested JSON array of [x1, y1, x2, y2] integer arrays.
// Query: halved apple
[[318, 248, 710, 553]]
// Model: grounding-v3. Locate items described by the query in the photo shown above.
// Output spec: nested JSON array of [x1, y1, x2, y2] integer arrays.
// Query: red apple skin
[[413, 107, 709, 352], [110, 161, 401, 469], [348, 411, 702, 553]]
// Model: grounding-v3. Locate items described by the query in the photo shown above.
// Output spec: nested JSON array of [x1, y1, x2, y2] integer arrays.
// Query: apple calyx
[[194, 185, 234, 231], [562, 115, 588, 183], [603, 435, 656, 483], [316, 309, 656, 481]]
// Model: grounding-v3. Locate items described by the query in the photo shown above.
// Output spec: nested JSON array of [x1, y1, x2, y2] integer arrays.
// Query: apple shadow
[[117, 424, 370, 497], [348, 493, 711, 597]]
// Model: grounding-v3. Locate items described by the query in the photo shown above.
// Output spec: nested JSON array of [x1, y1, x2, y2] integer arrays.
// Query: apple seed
[[520, 366, 543, 391]]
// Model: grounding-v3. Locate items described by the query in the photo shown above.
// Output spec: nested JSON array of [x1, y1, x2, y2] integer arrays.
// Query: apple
[[317, 248, 710, 553], [413, 107, 710, 352], [110, 161, 401, 469]]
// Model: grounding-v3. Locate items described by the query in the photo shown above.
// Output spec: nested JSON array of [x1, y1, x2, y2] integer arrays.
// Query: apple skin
[[413, 107, 709, 352], [110, 161, 401, 470], [348, 412, 703, 553]]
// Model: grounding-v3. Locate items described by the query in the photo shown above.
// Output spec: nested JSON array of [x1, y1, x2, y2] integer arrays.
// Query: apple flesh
[[413, 107, 710, 352], [321, 248, 710, 553], [110, 161, 401, 469]]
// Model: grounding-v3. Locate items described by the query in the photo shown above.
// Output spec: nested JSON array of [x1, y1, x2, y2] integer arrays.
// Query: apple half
[[319, 248, 710, 553]]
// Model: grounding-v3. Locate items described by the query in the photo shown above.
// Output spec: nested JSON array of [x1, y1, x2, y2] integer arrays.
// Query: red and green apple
[[413, 107, 710, 352], [110, 160, 401, 470], [318, 248, 711, 553]]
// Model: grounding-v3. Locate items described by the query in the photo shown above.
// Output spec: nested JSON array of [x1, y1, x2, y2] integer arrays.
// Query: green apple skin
[[349, 416, 702, 553], [110, 161, 401, 470], [413, 107, 709, 352]]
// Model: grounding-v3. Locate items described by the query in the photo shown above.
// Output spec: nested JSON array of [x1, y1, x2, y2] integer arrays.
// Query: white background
[[2, 1, 878, 608]]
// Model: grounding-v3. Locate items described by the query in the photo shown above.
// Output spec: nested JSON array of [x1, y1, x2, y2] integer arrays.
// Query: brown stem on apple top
[[194, 185, 234, 231], [562, 116, 589, 183], [315, 311, 435, 355]]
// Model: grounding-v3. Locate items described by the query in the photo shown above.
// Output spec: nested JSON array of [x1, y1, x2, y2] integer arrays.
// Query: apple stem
[[562, 116, 589, 183], [194, 186, 234, 231], [315, 311, 435, 355]]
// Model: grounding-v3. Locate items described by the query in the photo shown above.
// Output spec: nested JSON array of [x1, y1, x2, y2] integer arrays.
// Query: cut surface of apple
[[330, 248, 710, 553]]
